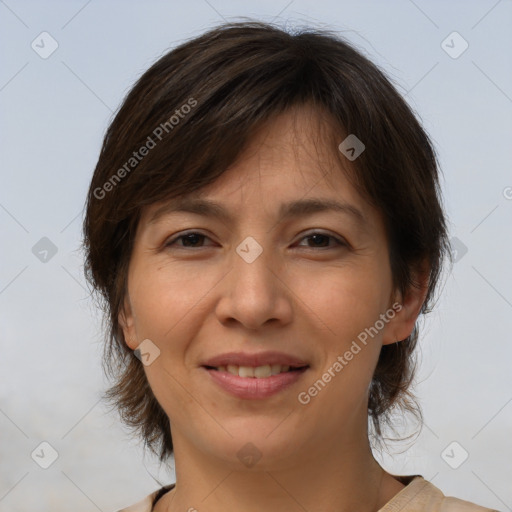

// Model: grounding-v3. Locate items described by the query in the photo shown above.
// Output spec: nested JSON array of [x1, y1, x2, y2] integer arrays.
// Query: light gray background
[[1, 1, 511, 511]]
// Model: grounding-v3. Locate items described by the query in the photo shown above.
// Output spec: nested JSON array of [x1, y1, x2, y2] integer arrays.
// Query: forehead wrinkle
[[146, 195, 370, 236]]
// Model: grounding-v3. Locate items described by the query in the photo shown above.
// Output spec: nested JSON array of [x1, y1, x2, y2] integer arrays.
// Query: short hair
[[82, 21, 450, 462]]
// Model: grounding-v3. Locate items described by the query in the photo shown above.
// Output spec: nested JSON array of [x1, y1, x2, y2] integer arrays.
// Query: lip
[[201, 351, 310, 399], [203, 366, 309, 399], [202, 350, 309, 368]]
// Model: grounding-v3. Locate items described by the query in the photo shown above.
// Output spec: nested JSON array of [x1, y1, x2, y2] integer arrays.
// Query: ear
[[382, 263, 430, 346], [118, 295, 138, 351]]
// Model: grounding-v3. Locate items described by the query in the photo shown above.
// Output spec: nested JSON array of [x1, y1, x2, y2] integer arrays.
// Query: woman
[[82, 21, 499, 512]]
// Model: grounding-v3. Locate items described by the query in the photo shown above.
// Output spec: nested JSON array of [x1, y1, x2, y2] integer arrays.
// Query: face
[[119, 105, 421, 470]]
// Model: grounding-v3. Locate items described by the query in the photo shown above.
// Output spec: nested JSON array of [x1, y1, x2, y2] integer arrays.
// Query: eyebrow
[[148, 197, 368, 228]]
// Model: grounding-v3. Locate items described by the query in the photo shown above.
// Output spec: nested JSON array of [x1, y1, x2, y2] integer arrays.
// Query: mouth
[[201, 351, 310, 399]]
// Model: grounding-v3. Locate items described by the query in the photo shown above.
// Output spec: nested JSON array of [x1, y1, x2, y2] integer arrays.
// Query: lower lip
[[203, 367, 308, 399]]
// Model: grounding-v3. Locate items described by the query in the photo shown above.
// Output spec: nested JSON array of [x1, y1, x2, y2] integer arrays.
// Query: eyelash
[[164, 231, 347, 250]]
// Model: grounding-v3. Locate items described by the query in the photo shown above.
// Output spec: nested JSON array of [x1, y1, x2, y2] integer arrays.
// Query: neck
[[157, 428, 404, 512]]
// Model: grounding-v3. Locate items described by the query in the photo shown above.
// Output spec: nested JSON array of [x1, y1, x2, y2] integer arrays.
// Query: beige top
[[117, 476, 500, 512]]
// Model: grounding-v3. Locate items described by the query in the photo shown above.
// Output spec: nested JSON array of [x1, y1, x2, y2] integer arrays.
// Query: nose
[[214, 240, 293, 330]]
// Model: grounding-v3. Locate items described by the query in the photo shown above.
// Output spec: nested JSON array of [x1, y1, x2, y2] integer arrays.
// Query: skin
[[119, 105, 428, 512]]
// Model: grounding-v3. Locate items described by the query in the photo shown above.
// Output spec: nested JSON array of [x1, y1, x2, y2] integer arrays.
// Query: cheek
[[290, 262, 390, 406], [293, 263, 390, 342], [295, 271, 386, 420], [129, 262, 213, 342], [130, 266, 206, 420]]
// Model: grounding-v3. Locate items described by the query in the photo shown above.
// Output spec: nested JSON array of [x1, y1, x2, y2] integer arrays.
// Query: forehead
[[235, 103, 352, 186], [141, 105, 372, 224]]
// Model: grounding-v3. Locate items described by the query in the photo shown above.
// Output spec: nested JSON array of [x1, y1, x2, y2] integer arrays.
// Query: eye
[[165, 231, 214, 249], [296, 231, 347, 250], [164, 231, 347, 250]]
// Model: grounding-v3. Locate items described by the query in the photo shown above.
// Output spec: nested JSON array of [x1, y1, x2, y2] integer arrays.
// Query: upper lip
[[202, 351, 309, 368]]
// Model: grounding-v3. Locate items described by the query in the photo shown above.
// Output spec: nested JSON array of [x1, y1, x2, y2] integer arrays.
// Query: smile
[[202, 365, 309, 399], [206, 364, 304, 378]]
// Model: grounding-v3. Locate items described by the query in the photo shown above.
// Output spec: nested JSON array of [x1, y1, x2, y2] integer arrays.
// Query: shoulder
[[115, 493, 153, 512], [379, 476, 500, 512], [116, 484, 173, 512]]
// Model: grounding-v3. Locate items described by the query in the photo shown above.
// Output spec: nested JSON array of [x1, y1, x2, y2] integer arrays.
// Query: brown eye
[[297, 232, 346, 249], [164, 231, 347, 251], [165, 232, 213, 249]]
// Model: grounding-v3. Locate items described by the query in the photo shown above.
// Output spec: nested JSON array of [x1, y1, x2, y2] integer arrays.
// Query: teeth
[[238, 366, 254, 378], [254, 365, 271, 378], [217, 364, 295, 378], [271, 364, 281, 375]]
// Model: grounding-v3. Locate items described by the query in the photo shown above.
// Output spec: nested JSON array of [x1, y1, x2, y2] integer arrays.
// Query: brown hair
[[82, 20, 450, 462]]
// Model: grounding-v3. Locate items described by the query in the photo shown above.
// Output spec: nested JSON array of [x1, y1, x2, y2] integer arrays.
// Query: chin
[[202, 422, 308, 471]]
